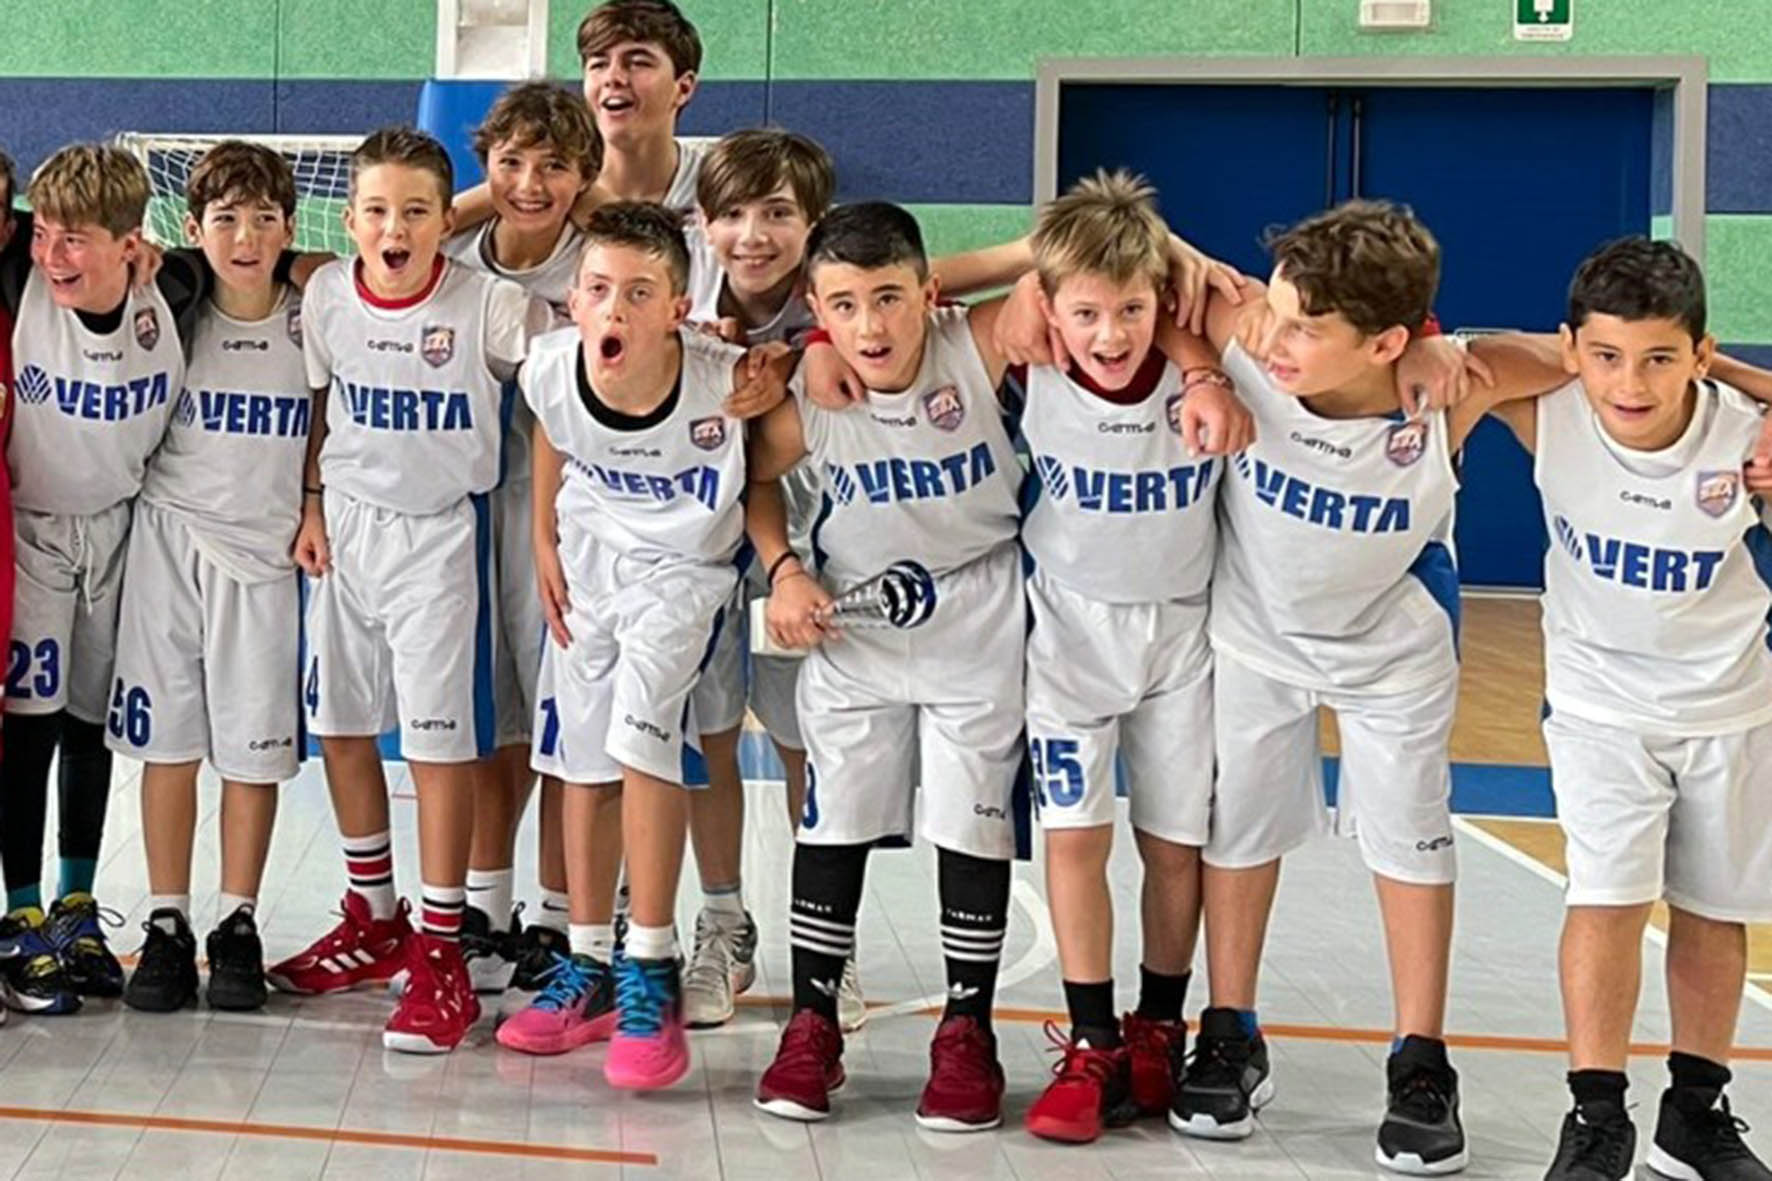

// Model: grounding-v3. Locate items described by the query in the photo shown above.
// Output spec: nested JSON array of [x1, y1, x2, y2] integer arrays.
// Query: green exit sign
[[1515, 0, 1573, 41]]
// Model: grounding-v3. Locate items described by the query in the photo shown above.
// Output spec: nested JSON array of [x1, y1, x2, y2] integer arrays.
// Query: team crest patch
[[1386, 420, 1428, 467], [922, 385, 964, 432], [421, 325, 455, 368], [1164, 393, 1186, 436], [689, 415, 727, 451], [1696, 469, 1741, 518], [16, 364, 51, 405], [286, 306, 304, 348], [133, 306, 160, 351]]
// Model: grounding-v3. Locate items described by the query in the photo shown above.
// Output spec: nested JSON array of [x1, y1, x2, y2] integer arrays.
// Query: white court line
[[1453, 815, 1772, 1015]]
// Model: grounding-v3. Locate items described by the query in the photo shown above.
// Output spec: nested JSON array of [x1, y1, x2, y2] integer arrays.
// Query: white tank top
[[1212, 342, 1460, 693], [799, 305, 1021, 588], [1538, 380, 1772, 735], [1020, 360, 1219, 604], [9, 269, 184, 515], [664, 138, 707, 217], [522, 324, 746, 566], [140, 289, 310, 582], [444, 222, 583, 487], [303, 258, 533, 514]]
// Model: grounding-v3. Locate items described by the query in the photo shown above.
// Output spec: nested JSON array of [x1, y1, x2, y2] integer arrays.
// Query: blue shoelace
[[614, 956, 672, 1037], [533, 953, 595, 1013]]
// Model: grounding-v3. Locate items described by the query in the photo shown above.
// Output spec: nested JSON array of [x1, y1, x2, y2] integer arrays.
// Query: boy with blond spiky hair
[[1017, 171, 1227, 1145]]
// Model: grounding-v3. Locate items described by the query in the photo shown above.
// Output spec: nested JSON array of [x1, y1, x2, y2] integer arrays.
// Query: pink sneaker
[[496, 952, 617, 1055], [603, 955, 690, 1090]]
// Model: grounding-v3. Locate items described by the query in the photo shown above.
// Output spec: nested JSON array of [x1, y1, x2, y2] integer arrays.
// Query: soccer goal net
[[114, 132, 360, 255]]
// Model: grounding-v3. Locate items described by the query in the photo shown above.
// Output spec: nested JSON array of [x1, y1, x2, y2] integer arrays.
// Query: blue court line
[[731, 731, 1558, 820]]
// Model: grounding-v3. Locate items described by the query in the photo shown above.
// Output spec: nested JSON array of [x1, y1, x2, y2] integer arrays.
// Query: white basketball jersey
[[685, 226, 818, 348], [1538, 380, 1772, 735], [444, 222, 583, 487], [522, 324, 746, 565], [140, 289, 311, 583], [1212, 342, 1460, 693], [664, 137, 708, 216], [304, 259, 531, 514], [1021, 360, 1219, 604], [799, 305, 1021, 588], [9, 270, 184, 515]]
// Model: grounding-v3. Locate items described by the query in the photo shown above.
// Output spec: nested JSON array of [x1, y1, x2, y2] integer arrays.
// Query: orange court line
[[731, 995, 1772, 1060], [0, 1105, 656, 1166]]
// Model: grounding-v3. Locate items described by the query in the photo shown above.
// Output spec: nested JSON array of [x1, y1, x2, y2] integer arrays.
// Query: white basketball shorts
[[8, 500, 132, 722], [304, 489, 496, 764], [107, 501, 302, 782], [492, 476, 545, 749], [1025, 569, 1212, 845], [1545, 709, 1772, 922]]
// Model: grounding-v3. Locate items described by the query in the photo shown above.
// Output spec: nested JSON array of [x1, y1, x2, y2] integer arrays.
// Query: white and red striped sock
[[420, 885, 466, 942], [342, 831, 397, 920]]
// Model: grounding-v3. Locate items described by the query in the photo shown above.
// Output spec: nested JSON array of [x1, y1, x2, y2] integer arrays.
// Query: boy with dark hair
[[445, 80, 602, 992], [111, 140, 310, 1014], [268, 126, 552, 1054]]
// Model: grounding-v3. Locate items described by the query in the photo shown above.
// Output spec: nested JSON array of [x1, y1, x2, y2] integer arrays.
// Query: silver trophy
[[750, 559, 939, 656]]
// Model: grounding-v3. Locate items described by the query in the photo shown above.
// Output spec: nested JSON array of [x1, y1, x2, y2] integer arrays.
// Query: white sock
[[569, 922, 615, 964], [466, 867, 515, 932], [536, 888, 571, 934], [148, 894, 190, 924], [216, 892, 256, 923], [701, 882, 745, 918], [625, 922, 677, 962]]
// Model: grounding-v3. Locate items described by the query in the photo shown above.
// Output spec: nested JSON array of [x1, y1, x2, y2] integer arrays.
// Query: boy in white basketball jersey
[[1473, 241, 1772, 1181], [268, 128, 550, 1056], [110, 143, 312, 1016], [444, 82, 602, 993], [1176, 202, 1491, 1174], [510, 202, 789, 1085], [0, 145, 208, 1013], [452, 0, 707, 231], [1016, 172, 1248, 1145]]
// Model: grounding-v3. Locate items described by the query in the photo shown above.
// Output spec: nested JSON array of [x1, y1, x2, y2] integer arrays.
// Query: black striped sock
[[938, 846, 1009, 1031], [789, 842, 869, 1023]]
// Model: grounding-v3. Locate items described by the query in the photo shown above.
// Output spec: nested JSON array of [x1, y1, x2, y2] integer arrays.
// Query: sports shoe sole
[[122, 987, 198, 1014], [0, 980, 81, 1015], [604, 1037, 692, 1090], [755, 1095, 832, 1122], [382, 1029, 465, 1054], [206, 976, 269, 1012], [914, 1111, 1004, 1134], [1375, 1143, 1471, 1176], [495, 1010, 618, 1055], [1644, 1144, 1705, 1181], [1168, 1074, 1277, 1140], [1025, 1112, 1102, 1144]]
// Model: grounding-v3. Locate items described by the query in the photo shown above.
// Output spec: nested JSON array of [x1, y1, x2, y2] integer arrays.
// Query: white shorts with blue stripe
[[304, 488, 497, 764]]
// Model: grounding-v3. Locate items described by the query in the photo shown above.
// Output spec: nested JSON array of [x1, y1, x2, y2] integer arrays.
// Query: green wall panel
[[0, 2, 278, 78], [768, 0, 1297, 80], [1300, 0, 1772, 84], [1701, 216, 1772, 342], [278, 0, 436, 79], [547, 0, 769, 80], [908, 203, 1035, 260]]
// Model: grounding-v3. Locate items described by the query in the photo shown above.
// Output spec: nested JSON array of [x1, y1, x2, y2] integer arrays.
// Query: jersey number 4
[[1029, 737, 1084, 809]]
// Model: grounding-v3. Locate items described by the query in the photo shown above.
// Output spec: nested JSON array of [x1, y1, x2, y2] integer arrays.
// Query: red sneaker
[[1122, 1012, 1186, 1116], [754, 1009, 846, 1122], [383, 934, 481, 1053], [1025, 1022, 1137, 1143], [266, 893, 412, 995], [915, 1015, 1005, 1133]]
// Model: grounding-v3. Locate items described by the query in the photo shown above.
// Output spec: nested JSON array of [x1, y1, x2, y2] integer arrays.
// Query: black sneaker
[[1647, 1089, 1772, 1180], [205, 906, 268, 1011], [1169, 1006, 1275, 1140], [1545, 1100, 1637, 1180], [122, 909, 199, 1013], [510, 923, 567, 992], [460, 905, 521, 994], [1378, 1036, 1469, 1175], [46, 893, 125, 998]]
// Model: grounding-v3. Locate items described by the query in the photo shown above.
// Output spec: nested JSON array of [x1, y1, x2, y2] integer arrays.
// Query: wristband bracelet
[[1180, 367, 1233, 394], [803, 327, 832, 347], [766, 551, 801, 586], [303, 485, 324, 496]]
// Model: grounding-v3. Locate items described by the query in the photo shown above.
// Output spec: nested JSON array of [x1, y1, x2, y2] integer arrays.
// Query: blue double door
[[1056, 82, 1656, 588]]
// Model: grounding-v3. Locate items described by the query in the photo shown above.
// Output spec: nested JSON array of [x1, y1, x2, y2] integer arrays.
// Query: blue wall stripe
[[12, 78, 1772, 215]]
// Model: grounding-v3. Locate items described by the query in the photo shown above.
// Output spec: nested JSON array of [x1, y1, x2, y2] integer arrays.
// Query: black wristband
[[766, 551, 800, 586], [303, 484, 324, 496]]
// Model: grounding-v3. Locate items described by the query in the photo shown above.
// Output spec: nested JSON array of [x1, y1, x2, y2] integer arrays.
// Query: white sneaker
[[729, 910, 758, 995], [682, 910, 738, 1029], [837, 953, 866, 1033]]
